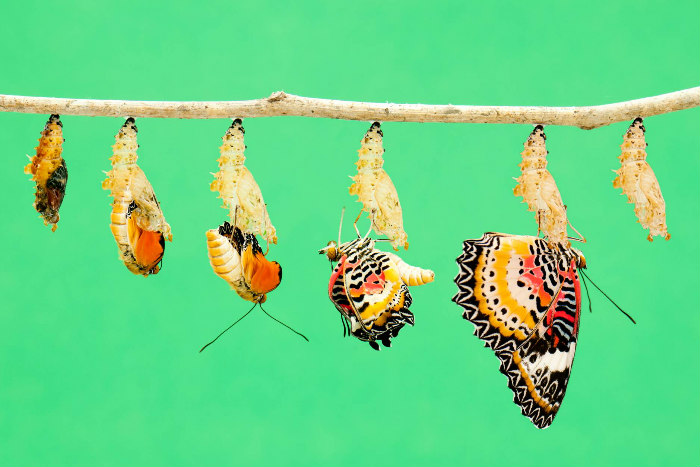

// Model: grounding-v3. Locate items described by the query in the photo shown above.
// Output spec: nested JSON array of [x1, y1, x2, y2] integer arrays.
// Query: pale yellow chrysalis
[[102, 118, 172, 276], [210, 119, 277, 244], [513, 125, 574, 248], [349, 122, 408, 250], [613, 118, 670, 241]]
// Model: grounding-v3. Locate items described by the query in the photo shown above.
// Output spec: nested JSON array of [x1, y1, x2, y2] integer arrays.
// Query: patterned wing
[[452, 232, 583, 428], [329, 239, 414, 349]]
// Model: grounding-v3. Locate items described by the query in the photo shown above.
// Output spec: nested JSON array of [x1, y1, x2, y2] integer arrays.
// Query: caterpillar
[[206, 221, 282, 303], [349, 122, 408, 250], [102, 118, 172, 276], [613, 118, 670, 241], [24, 114, 68, 231], [210, 119, 277, 244], [513, 125, 578, 247]]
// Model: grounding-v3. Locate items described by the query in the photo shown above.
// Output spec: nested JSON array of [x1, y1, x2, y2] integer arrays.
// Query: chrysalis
[[24, 114, 68, 231], [513, 125, 579, 247], [210, 119, 277, 244], [349, 122, 408, 250], [206, 221, 281, 304], [102, 118, 172, 276], [612, 118, 670, 241]]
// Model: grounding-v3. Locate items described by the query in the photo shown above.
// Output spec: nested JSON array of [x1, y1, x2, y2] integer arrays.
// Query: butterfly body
[[102, 118, 171, 276], [453, 232, 584, 428], [25, 114, 68, 231], [206, 221, 281, 303]]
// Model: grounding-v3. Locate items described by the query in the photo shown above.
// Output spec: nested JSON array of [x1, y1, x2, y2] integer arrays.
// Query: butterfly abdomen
[[25, 115, 68, 231], [385, 252, 435, 286]]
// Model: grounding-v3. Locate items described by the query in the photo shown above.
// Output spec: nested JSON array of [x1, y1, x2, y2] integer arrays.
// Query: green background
[[1, 1, 698, 466]]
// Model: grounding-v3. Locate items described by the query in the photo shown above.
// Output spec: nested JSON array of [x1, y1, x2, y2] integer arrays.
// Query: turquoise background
[[1, 1, 698, 466]]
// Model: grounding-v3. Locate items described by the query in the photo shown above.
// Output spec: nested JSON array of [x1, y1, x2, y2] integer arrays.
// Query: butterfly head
[[319, 240, 340, 261]]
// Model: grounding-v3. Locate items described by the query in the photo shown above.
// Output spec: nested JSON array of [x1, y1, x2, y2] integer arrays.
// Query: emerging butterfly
[[102, 118, 172, 276], [612, 118, 670, 241], [453, 232, 587, 428], [201, 220, 307, 352], [319, 213, 433, 350], [24, 114, 68, 231], [513, 125, 583, 247], [206, 221, 282, 304], [210, 119, 277, 244], [349, 122, 408, 250]]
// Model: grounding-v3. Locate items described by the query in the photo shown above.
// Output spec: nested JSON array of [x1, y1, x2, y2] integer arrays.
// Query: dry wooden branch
[[1, 87, 698, 129]]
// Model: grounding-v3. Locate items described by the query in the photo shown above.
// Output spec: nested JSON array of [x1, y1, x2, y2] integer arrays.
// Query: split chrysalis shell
[[349, 122, 408, 250], [24, 114, 68, 231], [513, 125, 571, 247], [612, 118, 670, 241], [102, 118, 172, 276], [210, 119, 277, 244]]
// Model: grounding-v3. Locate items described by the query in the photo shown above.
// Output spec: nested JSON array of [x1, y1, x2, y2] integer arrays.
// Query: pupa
[[210, 119, 277, 244], [513, 125, 582, 247], [24, 114, 68, 231], [349, 122, 408, 250], [612, 118, 670, 241], [102, 118, 172, 276]]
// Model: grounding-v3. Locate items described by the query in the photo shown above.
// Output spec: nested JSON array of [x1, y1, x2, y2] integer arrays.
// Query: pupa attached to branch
[[349, 122, 408, 250], [102, 118, 172, 276], [513, 125, 583, 247], [24, 114, 68, 231], [613, 118, 670, 241], [210, 119, 276, 244]]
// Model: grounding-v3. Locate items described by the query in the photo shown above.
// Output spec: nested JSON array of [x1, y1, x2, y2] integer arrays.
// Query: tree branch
[[1, 87, 698, 129]]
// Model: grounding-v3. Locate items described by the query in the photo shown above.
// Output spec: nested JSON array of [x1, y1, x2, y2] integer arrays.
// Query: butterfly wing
[[341, 242, 414, 349], [453, 232, 582, 428]]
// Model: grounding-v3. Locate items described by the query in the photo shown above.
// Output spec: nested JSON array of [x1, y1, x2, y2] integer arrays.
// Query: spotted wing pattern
[[452, 232, 584, 428], [328, 238, 413, 350]]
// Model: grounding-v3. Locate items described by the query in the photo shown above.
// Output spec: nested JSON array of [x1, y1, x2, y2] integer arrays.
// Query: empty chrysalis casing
[[210, 119, 277, 244], [349, 122, 408, 250], [513, 125, 571, 247], [102, 118, 172, 276], [612, 118, 670, 241], [25, 114, 68, 231]]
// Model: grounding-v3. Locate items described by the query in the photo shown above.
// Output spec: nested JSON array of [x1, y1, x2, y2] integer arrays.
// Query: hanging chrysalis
[[24, 114, 68, 231], [102, 118, 172, 276], [206, 221, 281, 304], [612, 118, 670, 241], [210, 119, 277, 244], [513, 125, 580, 247], [349, 122, 408, 250]]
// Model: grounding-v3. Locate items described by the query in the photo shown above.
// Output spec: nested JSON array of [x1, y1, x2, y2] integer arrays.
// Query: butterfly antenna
[[259, 303, 309, 342], [580, 270, 636, 324], [338, 207, 345, 246], [580, 270, 593, 314], [199, 303, 257, 352]]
